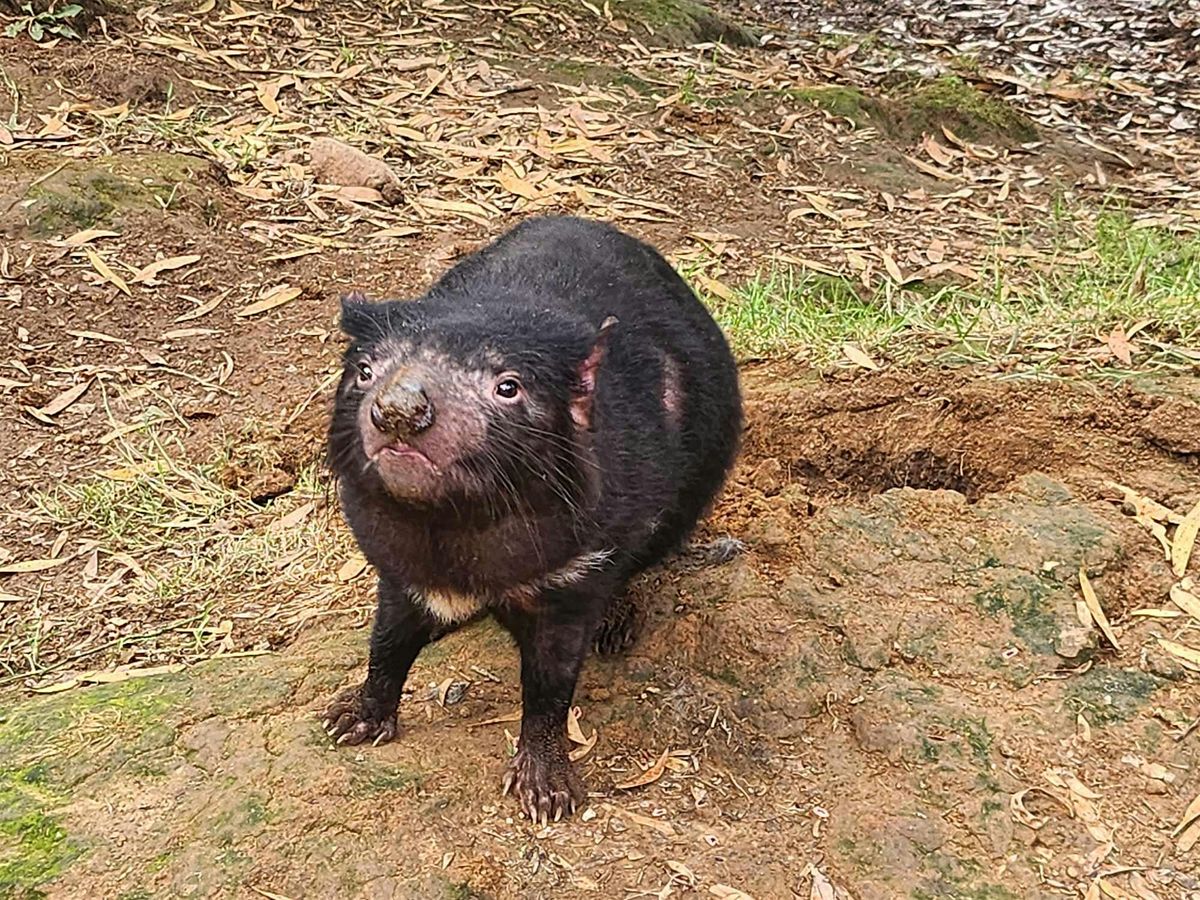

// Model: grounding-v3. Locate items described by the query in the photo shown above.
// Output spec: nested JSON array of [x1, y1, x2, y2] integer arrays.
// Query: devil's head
[[328, 292, 614, 513]]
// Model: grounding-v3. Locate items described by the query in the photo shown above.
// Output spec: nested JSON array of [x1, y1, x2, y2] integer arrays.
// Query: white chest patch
[[420, 587, 485, 624]]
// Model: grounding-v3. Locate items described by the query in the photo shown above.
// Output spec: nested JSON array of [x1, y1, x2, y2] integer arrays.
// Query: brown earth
[[1, 0, 1199, 898]]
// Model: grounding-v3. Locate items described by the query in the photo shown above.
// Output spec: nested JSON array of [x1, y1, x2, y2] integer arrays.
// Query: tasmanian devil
[[323, 214, 742, 823]]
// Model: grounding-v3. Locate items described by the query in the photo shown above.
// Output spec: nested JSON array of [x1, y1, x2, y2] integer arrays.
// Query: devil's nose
[[371, 380, 434, 437]]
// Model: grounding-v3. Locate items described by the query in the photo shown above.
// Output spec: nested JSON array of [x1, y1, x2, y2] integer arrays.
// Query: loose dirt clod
[[308, 137, 403, 205]]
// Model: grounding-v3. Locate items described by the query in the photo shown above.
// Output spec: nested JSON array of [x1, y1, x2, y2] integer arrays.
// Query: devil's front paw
[[322, 685, 398, 747], [502, 741, 586, 825]]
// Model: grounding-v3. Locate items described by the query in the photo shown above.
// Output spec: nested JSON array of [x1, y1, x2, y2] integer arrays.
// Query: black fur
[[323, 215, 742, 822]]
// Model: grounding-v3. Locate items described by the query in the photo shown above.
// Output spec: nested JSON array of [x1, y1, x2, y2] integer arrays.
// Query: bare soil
[[1, 0, 1199, 898]]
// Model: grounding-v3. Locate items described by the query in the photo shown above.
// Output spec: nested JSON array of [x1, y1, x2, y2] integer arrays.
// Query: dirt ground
[[1, 0, 1199, 898]]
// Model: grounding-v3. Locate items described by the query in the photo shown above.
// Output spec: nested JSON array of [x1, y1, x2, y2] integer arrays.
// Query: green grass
[[692, 213, 1200, 370]]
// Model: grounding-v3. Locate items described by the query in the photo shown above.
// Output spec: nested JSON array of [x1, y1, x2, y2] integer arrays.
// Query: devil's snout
[[370, 378, 435, 440]]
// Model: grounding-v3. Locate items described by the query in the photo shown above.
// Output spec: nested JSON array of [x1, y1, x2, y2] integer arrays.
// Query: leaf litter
[[0, 0, 1199, 895]]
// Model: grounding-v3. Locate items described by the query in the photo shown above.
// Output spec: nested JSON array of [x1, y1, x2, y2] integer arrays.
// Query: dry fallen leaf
[[66, 329, 125, 344], [1126, 872, 1162, 900], [33, 380, 91, 417], [1157, 639, 1200, 669], [1170, 579, 1200, 621], [566, 705, 598, 760], [695, 273, 737, 302], [174, 291, 228, 323], [666, 861, 696, 887], [1079, 568, 1120, 651], [84, 247, 131, 295], [236, 284, 303, 318], [880, 249, 905, 284], [469, 710, 522, 729], [131, 254, 202, 283], [1106, 326, 1134, 365], [497, 170, 541, 200], [270, 502, 314, 532], [841, 344, 880, 371], [64, 228, 121, 245], [0, 557, 73, 575], [1172, 499, 1200, 577], [809, 866, 836, 900], [615, 747, 671, 790], [336, 553, 369, 582], [623, 809, 673, 837], [711, 885, 754, 899], [256, 78, 282, 114], [1173, 792, 1200, 854]]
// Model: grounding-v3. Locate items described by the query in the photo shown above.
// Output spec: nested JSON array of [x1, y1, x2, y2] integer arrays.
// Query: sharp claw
[[539, 809, 548, 827], [502, 772, 514, 796], [554, 807, 563, 823], [337, 731, 354, 745], [372, 732, 386, 747]]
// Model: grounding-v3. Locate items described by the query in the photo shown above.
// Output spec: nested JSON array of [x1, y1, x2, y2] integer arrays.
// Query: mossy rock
[[897, 75, 1037, 143], [608, 0, 757, 47], [1, 152, 216, 239], [0, 769, 79, 898], [793, 86, 888, 124], [796, 76, 1037, 146]]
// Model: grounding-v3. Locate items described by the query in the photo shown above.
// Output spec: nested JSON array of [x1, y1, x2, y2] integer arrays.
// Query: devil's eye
[[355, 360, 374, 386], [494, 377, 521, 401]]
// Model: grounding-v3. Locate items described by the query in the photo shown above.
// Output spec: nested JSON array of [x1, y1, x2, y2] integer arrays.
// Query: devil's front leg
[[494, 584, 608, 824], [324, 578, 453, 746]]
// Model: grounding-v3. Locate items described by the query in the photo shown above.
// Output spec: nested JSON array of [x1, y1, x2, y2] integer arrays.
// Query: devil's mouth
[[370, 442, 438, 470]]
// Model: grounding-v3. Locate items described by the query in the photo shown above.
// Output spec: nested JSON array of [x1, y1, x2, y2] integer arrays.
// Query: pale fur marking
[[422, 550, 614, 621], [421, 587, 485, 624], [540, 548, 615, 588]]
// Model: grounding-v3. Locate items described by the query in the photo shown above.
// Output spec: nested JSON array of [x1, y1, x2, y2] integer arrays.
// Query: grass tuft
[[693, 213, 1200, 371], [10, 423, 354, 683]]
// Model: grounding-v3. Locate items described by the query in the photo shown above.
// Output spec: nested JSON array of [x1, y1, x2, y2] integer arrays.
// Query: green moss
[[608, 0, 756, 46], [351, 765, 426, 797], [899, 75, 1036, 142], [19, 153, 207, 238], [793, 86, 883, 124], [0, 786, 79, 898], [972, 576, 1058, 654], [1065, 667, 1161, 726], [954, 717, 993, 765], [915, 853, 1019, 900]]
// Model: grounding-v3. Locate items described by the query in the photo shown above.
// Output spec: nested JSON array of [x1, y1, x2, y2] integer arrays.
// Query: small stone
[[309, 136, 404, 205], [1053, 624, 1096, 662], [843, 626, 891, 671], [1145, 646, 1190, 681], [745, 515, 791, 551], [581, 808, 597, 822]]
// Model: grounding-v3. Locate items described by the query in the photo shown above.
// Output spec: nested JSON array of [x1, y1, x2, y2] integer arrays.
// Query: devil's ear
[[570, 315, 618, 430], [339, 291, 383, 341]]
